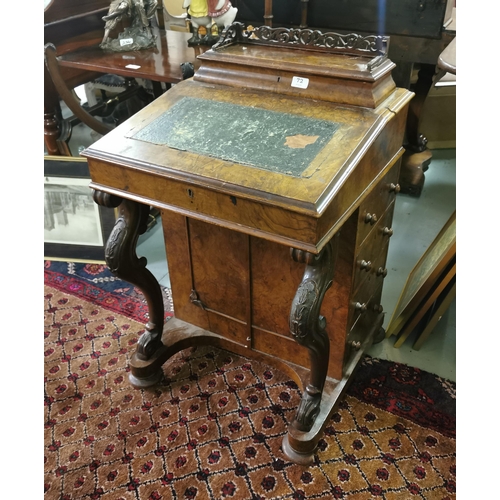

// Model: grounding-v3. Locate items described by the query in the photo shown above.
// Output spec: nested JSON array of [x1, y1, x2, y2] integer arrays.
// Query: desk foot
[[282, 433, 316, 466], [282, 319, 378, 464], [129, 370, 164, 389]]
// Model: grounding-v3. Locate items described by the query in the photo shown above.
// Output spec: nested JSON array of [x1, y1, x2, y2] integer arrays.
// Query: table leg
[[400, 63, 436, 196], [93, 191, 166, 385], [44, 108, 63, 156], [288, 236, 339, 432]]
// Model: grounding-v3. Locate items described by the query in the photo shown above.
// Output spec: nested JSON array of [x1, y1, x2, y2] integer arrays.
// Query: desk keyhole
[[187, 189, 194, 198]]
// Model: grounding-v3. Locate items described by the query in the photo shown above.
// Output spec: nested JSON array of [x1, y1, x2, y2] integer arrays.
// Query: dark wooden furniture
[[231, 0, 456, 196], [44, 0, 206, 156], [83, 24, 413, 464]]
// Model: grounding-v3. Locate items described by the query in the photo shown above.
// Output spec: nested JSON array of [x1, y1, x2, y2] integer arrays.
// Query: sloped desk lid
[[85, 79, 411, 215], [132, 96, 341, 178]]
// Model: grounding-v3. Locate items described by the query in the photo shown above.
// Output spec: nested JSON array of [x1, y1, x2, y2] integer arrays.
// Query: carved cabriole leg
[[288, 235, 339, 432], [93, 190, 165, 386]]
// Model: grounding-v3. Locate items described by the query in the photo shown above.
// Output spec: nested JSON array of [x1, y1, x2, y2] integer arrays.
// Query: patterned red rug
[[44, 261, 456, 499]]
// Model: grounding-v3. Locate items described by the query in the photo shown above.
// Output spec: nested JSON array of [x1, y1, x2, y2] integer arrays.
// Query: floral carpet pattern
[[44, 260, 173, 324], [44, 261, 456, 499]]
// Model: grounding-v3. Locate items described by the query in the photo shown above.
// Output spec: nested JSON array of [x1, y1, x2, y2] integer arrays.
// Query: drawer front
[[348, 270, 385, 331], [345, 284, 384, 364], [352, 238, 391, 296], [356, 161, 400, 248], [352, 197, 396, 293], [358, 202, 395, 256]]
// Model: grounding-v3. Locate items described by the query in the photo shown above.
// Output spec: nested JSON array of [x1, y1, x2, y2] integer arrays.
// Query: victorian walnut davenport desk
[[83, 24, 413, 465]]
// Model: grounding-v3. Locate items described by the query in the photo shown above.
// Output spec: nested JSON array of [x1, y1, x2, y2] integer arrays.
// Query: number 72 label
[[291, 76, 310, 89]]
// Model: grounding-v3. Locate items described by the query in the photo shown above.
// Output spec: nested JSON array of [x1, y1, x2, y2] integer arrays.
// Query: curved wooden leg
[[93, 190, 165, 386], [400, 63, 436, 196], [288, 236, 339, 432]]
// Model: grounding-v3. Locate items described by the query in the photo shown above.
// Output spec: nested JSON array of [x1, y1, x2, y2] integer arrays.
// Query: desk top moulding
[[196, 22, 396, 108], [83, 23, 414, 464]]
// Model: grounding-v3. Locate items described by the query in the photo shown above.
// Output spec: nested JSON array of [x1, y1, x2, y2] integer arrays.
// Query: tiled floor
[[61, 98, 456, 383]]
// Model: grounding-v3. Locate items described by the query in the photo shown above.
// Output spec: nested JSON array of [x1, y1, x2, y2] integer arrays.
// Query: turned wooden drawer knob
[[354, 302, 367, 313], [376, 267, 388, 277], [382, 227, 394, 237], [389, 183, 401, 194], [364, 213, 378, 225], [359, 260, 372, 271], [349, 340, 361, 350]]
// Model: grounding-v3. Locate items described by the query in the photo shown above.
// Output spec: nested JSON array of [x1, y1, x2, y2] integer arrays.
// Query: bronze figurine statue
[[101, 0, 158, 52]]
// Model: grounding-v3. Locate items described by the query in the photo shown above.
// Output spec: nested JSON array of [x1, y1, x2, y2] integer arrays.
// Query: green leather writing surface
[[133, 97, 339, 177]]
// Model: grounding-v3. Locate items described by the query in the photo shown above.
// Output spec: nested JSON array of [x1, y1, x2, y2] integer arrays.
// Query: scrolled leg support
[[93, 190, 165, 366], [288, 236, 339, 432]]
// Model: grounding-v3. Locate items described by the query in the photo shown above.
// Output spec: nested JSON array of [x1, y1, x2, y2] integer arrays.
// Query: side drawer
[[356, 160, 401, 248], [357, 201, 396, 255], [352, 237, 391, 297], [344, 283, 384, 366], [352, 198, 396, 294], [348, 270, 385, 331]]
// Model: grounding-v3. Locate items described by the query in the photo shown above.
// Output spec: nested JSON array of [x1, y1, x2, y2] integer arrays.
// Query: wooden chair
[[44, 0, 134, 155]]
